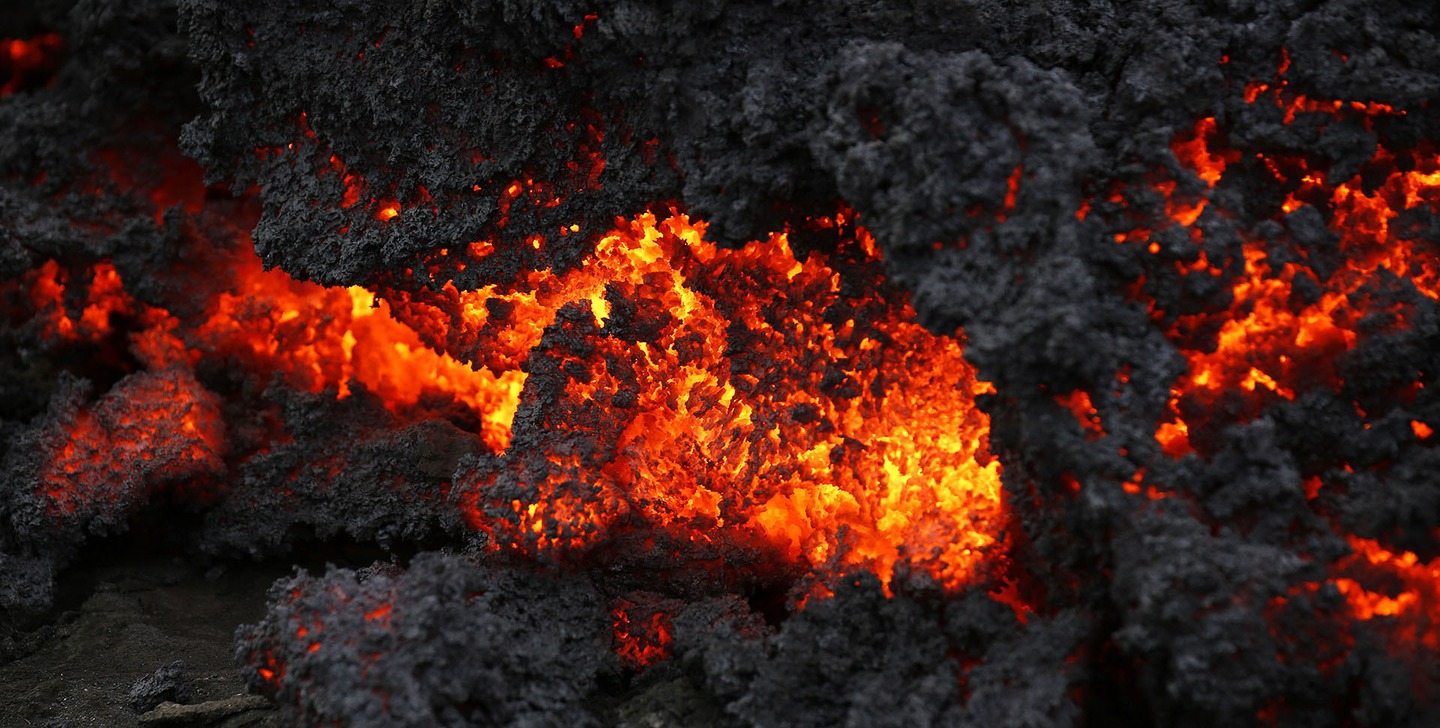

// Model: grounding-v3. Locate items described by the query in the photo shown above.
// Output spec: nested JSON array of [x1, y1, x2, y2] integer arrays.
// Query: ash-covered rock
[[0, 0, 201, 279], [178, 0, 677, 288], [128, 659, 191, 714], [612, 677, 724, 728], [237, 552, 615, 727], [197, 387, 475, 560], [672, 573, 1086, 728]]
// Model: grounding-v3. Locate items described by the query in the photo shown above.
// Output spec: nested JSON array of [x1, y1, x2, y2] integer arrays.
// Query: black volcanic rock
[[673, 574, 1087, 728], [237, 552, 614, 728], [197, 387, 476, 560], [127, 659, 190, 714]]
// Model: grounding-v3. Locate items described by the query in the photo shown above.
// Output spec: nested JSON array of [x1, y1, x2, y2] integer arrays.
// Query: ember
[[0, 33, 62, 97]]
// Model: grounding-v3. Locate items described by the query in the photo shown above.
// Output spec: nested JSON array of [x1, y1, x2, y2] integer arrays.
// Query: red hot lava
[[1, 33, 62, 97], [1093, 50, 1440, 680], [13, 153, 1011, 639]]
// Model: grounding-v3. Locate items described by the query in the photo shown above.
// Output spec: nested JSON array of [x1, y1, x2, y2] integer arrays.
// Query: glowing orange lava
[[1056, 390, 1104, 440], [1121, 53, 1440, 655], [26, 260, 133, 343], [611, 597, 674, 670], [446, 212, 1005, 592], [21, 247, 529, 492], [1154, 144, 1440, 450], [190, 248, 524, 450], [1332, 537, 1440, 651], [1141, 70, 1438, 454], [22, 206, 1004, 596], [41, 368, 226, 521]]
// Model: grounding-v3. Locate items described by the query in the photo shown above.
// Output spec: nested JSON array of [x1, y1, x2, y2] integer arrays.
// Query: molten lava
[[611, 595, 676, 670], [41, 368, 226, 522], [20, 245, 525, 453], [19, 186, 1005, 602], [1333, 536, 1440, 652], [188, 247, 524, 451], [1133, 61, 1440, 454], [443, 211, 1005, 592], [1110, 50, 1440, 670]]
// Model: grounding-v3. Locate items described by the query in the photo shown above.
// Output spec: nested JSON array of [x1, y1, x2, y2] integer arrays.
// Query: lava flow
[[1133, 55, 1440, 455], [15, 182, 1006, 601], [1154, 125, 1438, 451], [1100, 50, 1440, 676], [441, 210, 1005, 592]]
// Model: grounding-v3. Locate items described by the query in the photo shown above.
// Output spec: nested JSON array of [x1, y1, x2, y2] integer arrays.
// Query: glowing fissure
[[1107, 54, 1440, 454], [1106, 50, 1440, 646]]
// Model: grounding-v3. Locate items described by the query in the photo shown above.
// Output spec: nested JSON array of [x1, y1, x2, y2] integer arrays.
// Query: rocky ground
[[0, 547, 719, 728], [0, 553, 286, 728]]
